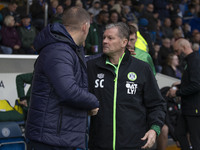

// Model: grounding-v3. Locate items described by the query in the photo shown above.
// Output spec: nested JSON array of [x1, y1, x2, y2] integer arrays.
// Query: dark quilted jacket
[[25, 23, 99, 148]]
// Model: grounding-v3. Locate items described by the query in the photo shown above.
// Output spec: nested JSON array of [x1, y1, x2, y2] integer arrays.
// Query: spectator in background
[[88, 0, 101, 17], [155, 18, 163, 44], [107, 0, 115, 12], [161, 53, 182, 79], [101, 3, 108, 12], [109, 10, 120, 23], [0, 1, 20, 26], [16, 72, 33, 120], [153, 42, 162, 72], [171, 28, 184, 45], [61, 0, 72, 10], [132, 2, 145, 19], [184, 4, 197, 18], [110, 0, 123, 15], [191, 32, 200, 45], [48, 0, 59, 18], [183, 23, 192, 39], [161, 18, 174, 39], [137, 18, 155, 59], [168, 0, 182, 20], [192, 43, 200, 53], [50, 5, 64, 23], [172, 16, 184, 34], [122, 5, 138, 24], [158, 37, 174, 67], [30, 0, 46, 31], [141, 3, 158, 43], [85, 10, 109, 55], [18, 15, 37, 54], [179, 0, 188, 17], [153, 0, 170, 21], [75, 0, 83, 8], [0, 15, 21, 54]]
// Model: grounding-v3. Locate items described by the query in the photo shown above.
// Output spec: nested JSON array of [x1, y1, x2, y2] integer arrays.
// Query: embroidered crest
[[127, 72, 137, 81]]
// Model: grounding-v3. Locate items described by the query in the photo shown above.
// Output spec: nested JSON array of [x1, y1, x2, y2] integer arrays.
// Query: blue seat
[[0, 122, 26, 150]]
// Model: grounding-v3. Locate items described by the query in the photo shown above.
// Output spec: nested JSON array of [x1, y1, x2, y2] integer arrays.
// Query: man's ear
[[81, 23, 87, 34], [122, 38, 128, 47]]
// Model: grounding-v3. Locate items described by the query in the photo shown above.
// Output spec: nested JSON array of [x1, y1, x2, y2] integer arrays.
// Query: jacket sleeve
[[143, 65, 166, 129], [43, 46, 99, 110], [16, 72, 33, 100]]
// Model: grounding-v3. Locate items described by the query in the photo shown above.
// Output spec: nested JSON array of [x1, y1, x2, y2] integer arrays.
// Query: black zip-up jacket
[[176, 51, 200, 116], [87, 50, 166, 150]]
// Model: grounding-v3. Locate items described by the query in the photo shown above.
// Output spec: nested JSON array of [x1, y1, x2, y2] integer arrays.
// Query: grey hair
[[4, 15, 14, 27], [106, 22, 130, 40]]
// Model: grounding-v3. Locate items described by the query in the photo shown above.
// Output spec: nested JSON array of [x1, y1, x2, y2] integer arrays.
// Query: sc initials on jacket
[[94, 73, 138, 95]]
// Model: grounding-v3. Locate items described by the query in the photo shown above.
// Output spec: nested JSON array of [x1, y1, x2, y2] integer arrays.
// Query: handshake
[[88, 108, 99, 116]]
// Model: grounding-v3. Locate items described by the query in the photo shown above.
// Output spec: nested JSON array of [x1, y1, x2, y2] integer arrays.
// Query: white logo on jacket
[[95, 73, 104, 88], [126, 81, 138, 94]]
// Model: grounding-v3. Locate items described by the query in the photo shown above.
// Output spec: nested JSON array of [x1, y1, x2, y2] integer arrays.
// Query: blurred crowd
[[0, 0, 199, 76]]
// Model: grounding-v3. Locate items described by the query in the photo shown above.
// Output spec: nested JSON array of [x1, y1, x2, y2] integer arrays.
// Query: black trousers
[[175, 114, 200, 150], [28, 140, 78, 150]]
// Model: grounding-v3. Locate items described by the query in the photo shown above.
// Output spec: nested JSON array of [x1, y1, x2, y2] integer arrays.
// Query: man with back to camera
[[25, 6, 99, 150], [167, 38, 200, 150], [87, 22, 166, 150]]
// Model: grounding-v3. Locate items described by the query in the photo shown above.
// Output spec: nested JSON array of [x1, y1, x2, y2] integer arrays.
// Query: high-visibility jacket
[[135, 31, 149, 52]]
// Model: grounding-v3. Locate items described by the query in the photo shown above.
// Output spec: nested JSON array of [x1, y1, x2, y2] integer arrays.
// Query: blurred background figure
[[0, 15, 21, 54], [158, 37, 174, 67], [0, 1, 20, 26], [85, 10, 109, 55], [161, 53, 182, 79], [16, 72, 33, 120], [50, 5, 64, 23], [88, 0, 101, 17], [18, 15, 37, 54]]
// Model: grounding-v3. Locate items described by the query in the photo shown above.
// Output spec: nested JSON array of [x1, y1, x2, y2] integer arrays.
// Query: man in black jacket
[[167, 38, 200, 150], [87, 22, 166, 150]]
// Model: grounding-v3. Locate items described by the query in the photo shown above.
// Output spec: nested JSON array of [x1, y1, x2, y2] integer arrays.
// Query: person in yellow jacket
[[127, 24, 156, 75]]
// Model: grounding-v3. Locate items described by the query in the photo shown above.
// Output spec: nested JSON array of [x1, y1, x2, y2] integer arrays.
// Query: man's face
[[127, 33, 137, 55], [56, 6, 64, 14], [102, 13, 109, 24], [9, 4, 17, 12], [173, 42, 182, 56], [110, 13, 118, 23], [147, 4, 154, 13], [164, 18, 171, 27], [22, 18, 31, 26], [163, 39, 171, 48], [103, 27, 125, 56]]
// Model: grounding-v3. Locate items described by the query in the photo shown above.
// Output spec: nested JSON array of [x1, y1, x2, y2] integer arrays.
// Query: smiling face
[[103, 27, 126, 57]]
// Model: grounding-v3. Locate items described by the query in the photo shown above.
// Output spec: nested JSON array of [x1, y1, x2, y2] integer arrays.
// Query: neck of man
[[67, 28, 82, 46], [108, 50, 125, 65], [185, 48, 193, 56]]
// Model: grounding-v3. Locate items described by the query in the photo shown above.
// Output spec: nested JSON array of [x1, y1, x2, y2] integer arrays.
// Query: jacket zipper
[[112, 53, 125, 150], [57, 107, 63, 134]]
